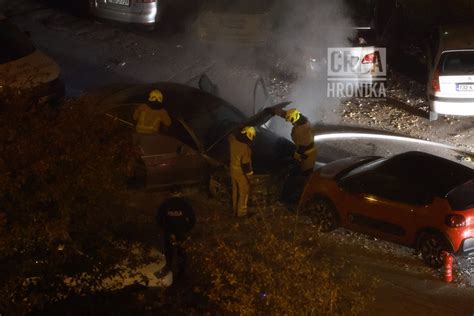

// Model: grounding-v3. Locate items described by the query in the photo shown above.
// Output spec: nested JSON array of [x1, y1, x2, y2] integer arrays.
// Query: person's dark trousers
[[281, 166, 311, 206], [163, 233, 186, 279]]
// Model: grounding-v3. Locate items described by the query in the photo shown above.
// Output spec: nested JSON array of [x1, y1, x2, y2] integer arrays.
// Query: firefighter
[[130, 89, 171, 188], [276, 108, 316, 174], [275, 108, 316, 205], [228, 126, 256, 217], [133, 89, 171, 134]]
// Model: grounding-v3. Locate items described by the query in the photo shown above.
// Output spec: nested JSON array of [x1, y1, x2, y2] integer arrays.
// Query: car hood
[[319, 156, 381, 179]]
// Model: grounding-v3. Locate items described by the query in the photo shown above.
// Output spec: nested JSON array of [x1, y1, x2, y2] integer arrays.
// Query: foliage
[[0, 98, 139, 314], [187, 203, 375, 315]]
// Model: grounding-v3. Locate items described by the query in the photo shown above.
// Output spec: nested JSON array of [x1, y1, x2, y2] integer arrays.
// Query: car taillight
[[445, 214, 466, 228], [432, 69, 441, 92], [361, 53, 375, 64]]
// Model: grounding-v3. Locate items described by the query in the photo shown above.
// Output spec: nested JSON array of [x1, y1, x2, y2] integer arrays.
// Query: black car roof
[[98, 82, 245, 119], [379, 151, 474, 196]]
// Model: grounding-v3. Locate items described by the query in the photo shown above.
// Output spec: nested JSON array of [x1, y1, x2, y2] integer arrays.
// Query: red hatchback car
[[299, 151, 474, 268]]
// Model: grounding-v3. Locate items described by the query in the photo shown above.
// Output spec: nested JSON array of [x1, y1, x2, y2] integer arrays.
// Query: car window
[[0, 20, 35, 64], [185, 103, 245, 150], [439, 51, 474, 75], [342, 157, 387, 179], [166, 119, 198, 151], [447, 180, 474, 211], [341, 172, 433, 205]]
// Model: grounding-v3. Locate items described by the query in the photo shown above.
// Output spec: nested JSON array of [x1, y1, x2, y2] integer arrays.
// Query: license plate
[[457, 83, 474, 91], [107, 0, 129, 6]]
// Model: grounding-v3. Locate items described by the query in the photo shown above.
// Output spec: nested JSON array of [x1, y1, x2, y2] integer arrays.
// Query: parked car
[[89, 0, 162, 26], [91, 81, 295, 200], [426, 23, 474, 121], [299, 151, 474, 268], [0, 15, 63, 107]]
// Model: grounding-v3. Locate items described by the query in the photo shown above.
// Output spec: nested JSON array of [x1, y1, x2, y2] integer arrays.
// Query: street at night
[[2, 0, 474, 315]]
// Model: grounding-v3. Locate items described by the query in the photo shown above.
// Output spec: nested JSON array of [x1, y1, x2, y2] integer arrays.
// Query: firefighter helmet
[[148, 89, 163, 103], [285, 108, 301, 124], [241, 126, 256, 142]]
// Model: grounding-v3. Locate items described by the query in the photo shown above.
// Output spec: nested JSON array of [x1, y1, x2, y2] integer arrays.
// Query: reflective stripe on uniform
[[303, 147, 315, 155], [241, 162, 253, 176]]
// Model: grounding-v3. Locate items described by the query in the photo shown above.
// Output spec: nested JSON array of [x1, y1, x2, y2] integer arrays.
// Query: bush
[[0, 98, 140, 314], [187, 205, 375, 315]]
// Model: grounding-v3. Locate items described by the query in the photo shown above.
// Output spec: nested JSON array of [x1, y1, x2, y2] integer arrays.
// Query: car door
[[139, 119, 208, 188], [339, 172, 429, 244]]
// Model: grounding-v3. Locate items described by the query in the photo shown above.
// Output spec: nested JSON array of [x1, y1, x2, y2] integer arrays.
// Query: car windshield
[[204, 0, 274, 14], [0, 20, 35, 64], [439, 51, 474, 75], [184, 101, 246, 150]]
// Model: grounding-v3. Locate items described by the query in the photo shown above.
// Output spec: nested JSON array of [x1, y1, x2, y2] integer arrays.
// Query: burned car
[[299, 151, 474, 268], [92, 82, 295, 201]]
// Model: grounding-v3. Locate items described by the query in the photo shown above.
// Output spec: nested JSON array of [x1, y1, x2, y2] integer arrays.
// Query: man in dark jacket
[[156, 197, 196, 280]]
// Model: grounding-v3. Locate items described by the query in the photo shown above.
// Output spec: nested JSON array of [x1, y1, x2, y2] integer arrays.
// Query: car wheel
[[304, 197, 338, 232], [418, 233, 450, 268], [429, 111, 439, 121]]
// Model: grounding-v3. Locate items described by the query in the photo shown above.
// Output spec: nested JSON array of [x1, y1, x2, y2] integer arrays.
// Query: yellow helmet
[[148, 89, 163, 103], [285, 108, 301, 124], [241, 126, 256, 142]]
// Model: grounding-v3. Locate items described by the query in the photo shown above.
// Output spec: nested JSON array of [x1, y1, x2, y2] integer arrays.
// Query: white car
[[89, 0, 161, 26], [0, 15, 63, 105], [427, 24, 474, 121]]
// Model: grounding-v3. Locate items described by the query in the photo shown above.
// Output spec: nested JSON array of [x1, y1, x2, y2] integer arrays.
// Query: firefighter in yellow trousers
[[133, 89, 171, 134], [229, 126, 256, 217], [275, 108, 316, 205], [277, 108, 316, 174]]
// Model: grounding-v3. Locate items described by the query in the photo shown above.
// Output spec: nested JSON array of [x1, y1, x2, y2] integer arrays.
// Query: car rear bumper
[[429, 95, 474, 116], [89, 2, 159, 25]]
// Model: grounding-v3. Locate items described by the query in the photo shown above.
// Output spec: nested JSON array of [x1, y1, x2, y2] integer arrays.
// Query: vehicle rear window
[[447, 179, 474, 210], [0, 20, 35, 64], [439, 51, 474, 75]]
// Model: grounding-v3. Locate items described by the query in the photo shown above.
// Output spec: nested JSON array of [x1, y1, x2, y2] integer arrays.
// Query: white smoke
[[267, 0, 357, 138], [186, 0, 359, 134]]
